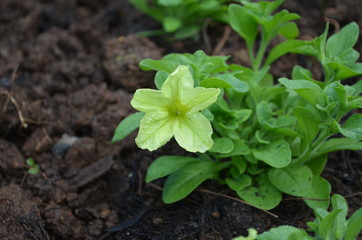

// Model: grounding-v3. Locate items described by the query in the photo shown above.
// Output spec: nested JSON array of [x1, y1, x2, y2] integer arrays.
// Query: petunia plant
[[113, 0, 362, 210]]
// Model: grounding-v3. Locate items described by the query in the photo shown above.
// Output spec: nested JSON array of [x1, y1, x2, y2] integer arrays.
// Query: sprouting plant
[[114, 0, 362, 210], [26, 158, 40, 175], [128, 0, 231, 39], [232, 194, 362, 240]]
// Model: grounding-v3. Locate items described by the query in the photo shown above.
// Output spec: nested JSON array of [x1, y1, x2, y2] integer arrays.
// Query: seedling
[[26, 158, 40, 175], [233, 194, 362, 240], [114, 0, 362, 210]]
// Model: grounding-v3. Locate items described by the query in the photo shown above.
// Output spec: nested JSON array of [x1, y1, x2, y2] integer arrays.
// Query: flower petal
[[161, 65, 193, 101], [173, 112, 214, 153], [131, 89, 169, 113], [135, 112, 174, 151], [182, 87, 220, 113]]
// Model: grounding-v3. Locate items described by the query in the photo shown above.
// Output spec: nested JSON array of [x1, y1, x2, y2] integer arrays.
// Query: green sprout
[[26, 158, 40, 175]]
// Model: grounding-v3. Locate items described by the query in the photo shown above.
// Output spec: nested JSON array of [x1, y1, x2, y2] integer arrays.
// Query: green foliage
[[233, 195, 362, 240], [26, 158, 40, 175], [128, 0, 231, 39], [114, 0, 362, 209]]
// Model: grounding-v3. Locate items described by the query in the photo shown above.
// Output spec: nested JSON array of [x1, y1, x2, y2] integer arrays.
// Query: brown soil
[[0, 0, 361, 239]]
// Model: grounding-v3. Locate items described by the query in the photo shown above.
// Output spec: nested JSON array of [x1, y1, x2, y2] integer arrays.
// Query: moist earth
[[0, 0, 361, 239]]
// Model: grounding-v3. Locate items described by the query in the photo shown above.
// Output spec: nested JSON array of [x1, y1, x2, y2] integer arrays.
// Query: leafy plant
[[128, 0, 231, 39], [114, 0, 362, 210], [233, 194, 362, 240]]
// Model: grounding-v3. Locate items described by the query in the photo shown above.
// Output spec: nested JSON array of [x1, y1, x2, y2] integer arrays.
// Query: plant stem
[[294, 129, 331, 164], [253, 35, 269, 71]]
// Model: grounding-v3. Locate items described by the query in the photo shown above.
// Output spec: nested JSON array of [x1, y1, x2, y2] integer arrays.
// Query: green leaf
[[278, 22, 299, 39], [225, 174, 252, 192], [327, 62, 362, 80], [162, 161, 214, 203], [331, 194, 348, 239], [163, 16, 182, 32], [326, 22, 359, 58], [157, 0, 182, 7], [252, 139, 291, 168], [294, 106, 320, 142], [258, 226, 312, 240], [26, 158, 35, 166], [220, 140, 251, 157], [200, 74, 249, 93], [146, 156, 199, 182], [139, 59, 178, 73], [291, 65, 323, 87], [228, 4, 258, 45], [268, 165, 313, 197], [237, 174, 282, 210], [256, 101, 273, 124], [112, 112, 145, 143], [314, 138, 362, 157], [209, 137, 234, 153], [305, 154, 328, 175], [154, 71, 169, 89], [266, 40, 310, 65], [231, 156, 247, 174], [129, 0, 163, 21], [351, 79, 362, 96], [304, 176, 331, 210], [345, 208, 362, 240], [279, 78, 326, 106], [174, 25, 199, 40], [336, 114, 362, 140], [318, 209, 343, 239]]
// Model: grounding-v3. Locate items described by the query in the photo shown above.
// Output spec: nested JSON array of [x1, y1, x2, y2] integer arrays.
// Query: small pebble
[[211, 211, 220, 218], [152, 217, 163, 226]]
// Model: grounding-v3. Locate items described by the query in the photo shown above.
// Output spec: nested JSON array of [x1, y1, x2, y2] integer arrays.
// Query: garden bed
[[0, 0, 361, 239]]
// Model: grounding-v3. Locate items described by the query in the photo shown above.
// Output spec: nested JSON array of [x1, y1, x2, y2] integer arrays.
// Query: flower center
[[169, 104, 186, 117]]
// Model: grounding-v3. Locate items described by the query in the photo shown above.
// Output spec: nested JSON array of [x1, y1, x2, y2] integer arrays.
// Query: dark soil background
[[0, 0, 361, 239]]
